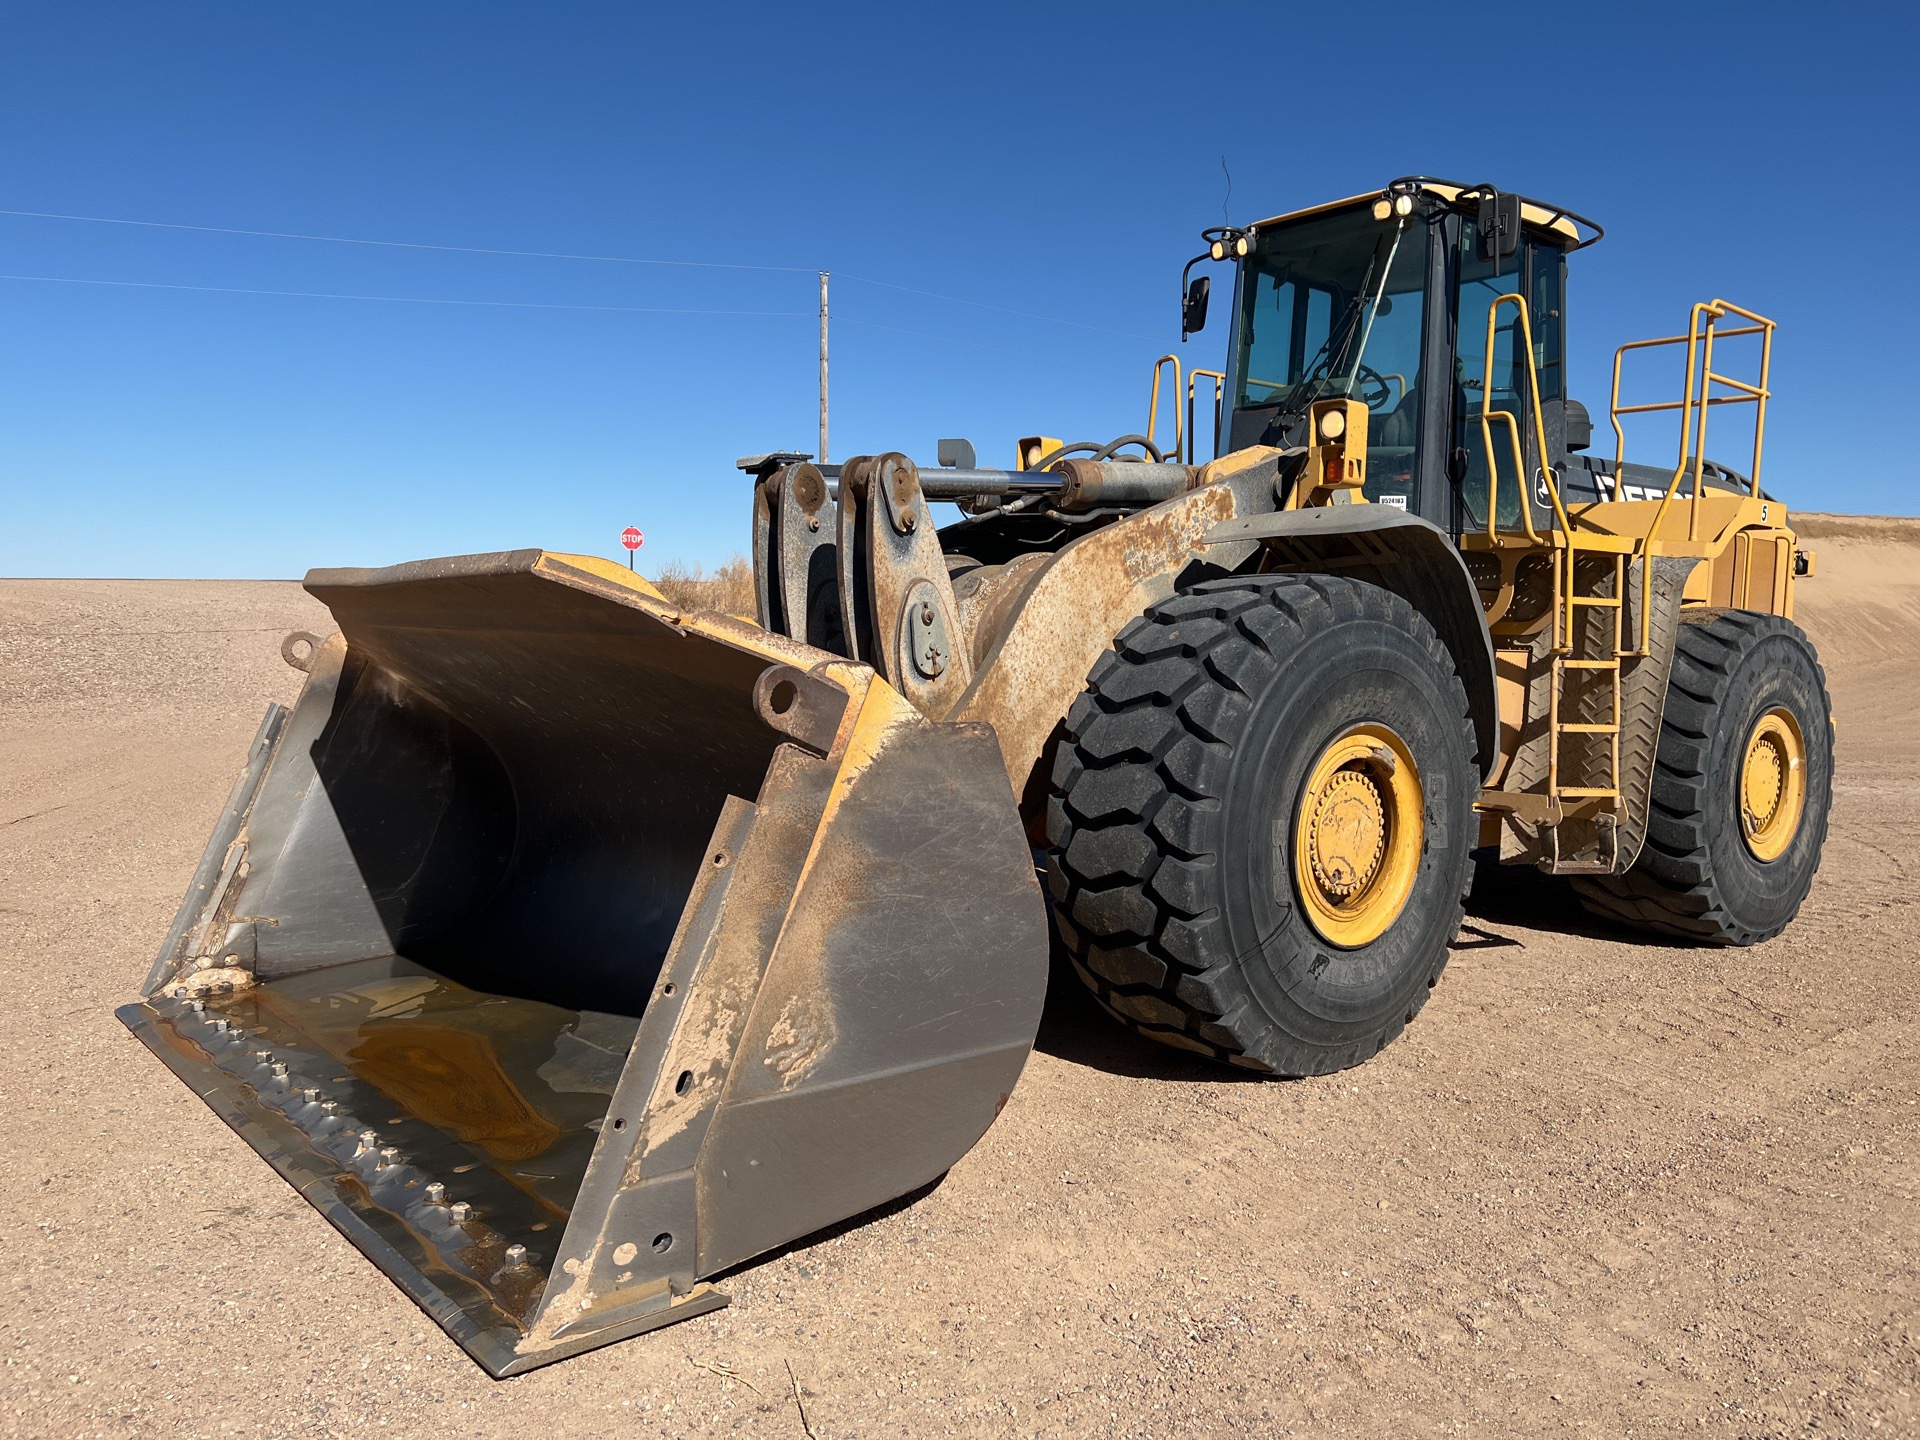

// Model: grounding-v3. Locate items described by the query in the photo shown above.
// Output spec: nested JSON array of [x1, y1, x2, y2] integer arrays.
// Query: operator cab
[[1212, 178, 1601, 533]]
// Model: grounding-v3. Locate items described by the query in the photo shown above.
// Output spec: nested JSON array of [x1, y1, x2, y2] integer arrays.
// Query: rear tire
[[1044, 574, 1477, 1076], [1571, 610, 1833, 944]]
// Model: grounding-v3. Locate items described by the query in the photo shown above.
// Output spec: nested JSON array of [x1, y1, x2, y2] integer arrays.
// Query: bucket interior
[[266, 562, 782, 1017]]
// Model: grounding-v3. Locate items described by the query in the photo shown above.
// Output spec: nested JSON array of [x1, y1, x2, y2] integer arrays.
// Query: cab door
[[1449, 214, 1568, 535]]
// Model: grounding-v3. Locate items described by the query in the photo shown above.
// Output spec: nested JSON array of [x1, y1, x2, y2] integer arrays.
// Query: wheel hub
[[1743, 738, 1783, 827], [1740, 707, 1807, 862], [1306, 771, 1388, 900], [1290, 725, 1424, 949]]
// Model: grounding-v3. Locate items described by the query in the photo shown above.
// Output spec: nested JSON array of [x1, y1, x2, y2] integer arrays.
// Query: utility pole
[[818, 271, 829, 464]]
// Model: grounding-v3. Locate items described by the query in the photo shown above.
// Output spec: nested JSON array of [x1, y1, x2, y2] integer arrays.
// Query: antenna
[[818, 271, 829, 464]]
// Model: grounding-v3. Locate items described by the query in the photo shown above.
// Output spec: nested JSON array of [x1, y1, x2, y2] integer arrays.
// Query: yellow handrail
[[1186, 368, 1225, 463], [1610, 299, 1774, 646], [1147, 354, 1183, 461], [1479, 294, 1574, 541], [1477, 294, 1583, 650]]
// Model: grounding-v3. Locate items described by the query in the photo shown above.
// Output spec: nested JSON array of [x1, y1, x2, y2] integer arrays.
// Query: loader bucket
[[117, 550, 1048, 1376]]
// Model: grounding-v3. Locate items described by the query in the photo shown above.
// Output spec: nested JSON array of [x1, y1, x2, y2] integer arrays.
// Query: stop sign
[[620, 527, 644, 551]]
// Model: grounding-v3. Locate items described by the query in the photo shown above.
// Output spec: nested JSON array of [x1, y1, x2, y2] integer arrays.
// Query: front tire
[[1572, 610, 1833, 944], [1045, 574, 1477, 1076]]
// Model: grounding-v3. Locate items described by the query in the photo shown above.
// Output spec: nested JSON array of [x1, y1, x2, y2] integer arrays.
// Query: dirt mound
[[1791, 513, 1920, 770], [1791, 512, 1920, 544]]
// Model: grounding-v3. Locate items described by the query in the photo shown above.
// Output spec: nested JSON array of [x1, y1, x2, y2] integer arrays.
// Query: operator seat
[[1377, 375, 1421, 448]]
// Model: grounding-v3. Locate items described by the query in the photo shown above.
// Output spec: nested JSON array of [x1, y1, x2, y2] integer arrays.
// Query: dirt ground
[[2, 515, 1915, 1439]]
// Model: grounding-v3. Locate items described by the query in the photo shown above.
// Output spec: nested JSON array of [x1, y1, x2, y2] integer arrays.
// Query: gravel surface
[[2, 520, 1915, 1439]]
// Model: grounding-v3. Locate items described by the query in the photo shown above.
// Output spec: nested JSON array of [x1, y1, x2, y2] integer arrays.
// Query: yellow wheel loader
[[120, 177, 1832, 1375]]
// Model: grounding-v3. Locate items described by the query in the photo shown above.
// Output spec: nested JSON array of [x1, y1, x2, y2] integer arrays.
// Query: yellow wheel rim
[[1292, 724, 1424, 948], [1739, 706, 1806, 862]]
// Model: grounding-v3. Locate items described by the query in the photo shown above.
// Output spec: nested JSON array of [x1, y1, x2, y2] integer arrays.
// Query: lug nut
[[269, 1063, 288, 1079], [504, 1244, 527, 1267], [190, 1000, 206, 1014], [449, 1202, 472, 1223], [425, 1183, 446, 1204], [379, 1146, 399, 1163], [301, 1087, 320, 1102]]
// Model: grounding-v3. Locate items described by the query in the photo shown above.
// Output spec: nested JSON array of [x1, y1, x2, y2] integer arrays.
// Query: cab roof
[[1249, 178, 1602, 249]]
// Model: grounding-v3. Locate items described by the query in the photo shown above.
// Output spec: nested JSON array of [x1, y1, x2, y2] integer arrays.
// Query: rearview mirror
[[1182, 275, 1211, 338], [1477, 192, 1520, 260]]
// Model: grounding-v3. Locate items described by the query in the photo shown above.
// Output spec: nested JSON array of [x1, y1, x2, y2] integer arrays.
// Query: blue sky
[[3, 2, 1914, 578]]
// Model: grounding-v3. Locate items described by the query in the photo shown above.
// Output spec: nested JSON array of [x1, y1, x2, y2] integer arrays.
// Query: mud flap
[[117, 550, 1048, 1376]]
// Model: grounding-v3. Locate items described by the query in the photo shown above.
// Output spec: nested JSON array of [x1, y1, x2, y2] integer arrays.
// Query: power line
[[838, 274, 1154, 341], [0, 272, 809, 316], [0, 206, 1159, 340], [0, 207, 813, 274], [837, 314, 1092, 360], [1, 273, 1125, 368]]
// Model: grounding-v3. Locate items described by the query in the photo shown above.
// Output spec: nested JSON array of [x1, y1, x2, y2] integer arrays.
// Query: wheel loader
[[119, 177, 1833, 1375]]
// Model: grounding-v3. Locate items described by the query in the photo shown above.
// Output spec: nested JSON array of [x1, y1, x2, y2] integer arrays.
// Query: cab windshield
[[1229, 206, 1427, 503]]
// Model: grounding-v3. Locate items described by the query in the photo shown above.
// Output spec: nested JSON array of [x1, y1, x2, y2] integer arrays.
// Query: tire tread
[[1046, 574, 1475, 1074], [1571, 610, 1831, 944]]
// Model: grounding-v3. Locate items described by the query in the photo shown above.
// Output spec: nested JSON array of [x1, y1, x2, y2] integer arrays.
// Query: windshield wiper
[[1345, 217, 1408, 392], [1270, 238, 1392, 422]]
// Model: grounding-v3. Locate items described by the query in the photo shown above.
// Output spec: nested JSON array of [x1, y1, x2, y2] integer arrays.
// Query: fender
[[1203, 506, 1500, 779], [947, 451, 1281, 800]]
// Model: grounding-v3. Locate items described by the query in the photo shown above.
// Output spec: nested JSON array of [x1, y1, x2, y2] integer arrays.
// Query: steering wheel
[[1246, 364, 1397, 416], [1352, 364, 1394, 411], [1295, 361, 1395, 412]]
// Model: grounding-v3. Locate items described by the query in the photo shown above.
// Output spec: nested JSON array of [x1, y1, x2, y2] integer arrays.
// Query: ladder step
[[1555, 785, 1621, 797], [1569, 595, 1623, 607], [1558, 722, 1619, 734], [1477, 789, 1561, 824], [1549, 860, 1617, 876], [1558, 659, 1620, 670]]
